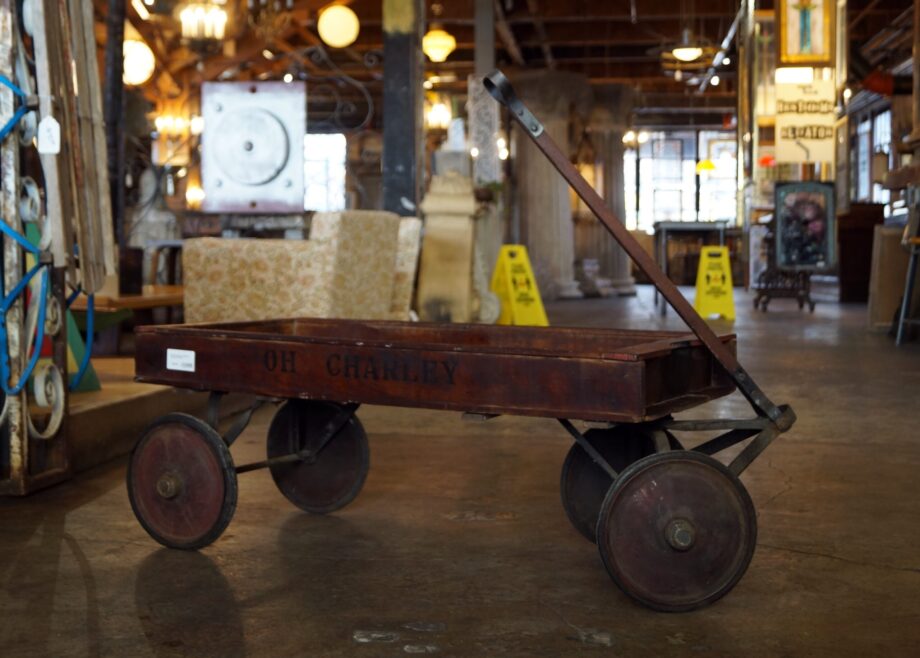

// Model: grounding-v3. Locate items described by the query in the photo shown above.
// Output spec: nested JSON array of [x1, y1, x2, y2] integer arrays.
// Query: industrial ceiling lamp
[[123, 39, 156, 86], [671, 28, 703, 62], [317, 4, 360, 48], [423, 3, 456, 63]]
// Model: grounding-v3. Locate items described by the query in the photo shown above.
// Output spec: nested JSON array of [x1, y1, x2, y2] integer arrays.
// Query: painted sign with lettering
[[775, 79, 836, 163]]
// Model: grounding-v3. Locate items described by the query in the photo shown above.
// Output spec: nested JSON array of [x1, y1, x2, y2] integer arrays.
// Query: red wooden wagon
[[126, 72, 796, 612]]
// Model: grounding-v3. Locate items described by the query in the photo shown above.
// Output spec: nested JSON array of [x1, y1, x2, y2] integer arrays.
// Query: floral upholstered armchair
[[183, 211, 421, 324]]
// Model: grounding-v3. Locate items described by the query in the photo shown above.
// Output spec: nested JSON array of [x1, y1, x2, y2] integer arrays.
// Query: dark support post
[[104, 0, 126, 249], [382, 0, 424, 216], [474, 0, 495, 76]]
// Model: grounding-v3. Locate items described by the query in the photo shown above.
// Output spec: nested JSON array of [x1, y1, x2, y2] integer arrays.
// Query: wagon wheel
[[596, 451, 757, 612], [560, 426, 681, 543], [128, 413, 238, 550], [267, 400, 370, 514]]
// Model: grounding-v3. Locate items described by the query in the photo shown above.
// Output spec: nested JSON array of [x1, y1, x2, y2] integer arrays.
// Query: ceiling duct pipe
[[698, 6, 743, 93]]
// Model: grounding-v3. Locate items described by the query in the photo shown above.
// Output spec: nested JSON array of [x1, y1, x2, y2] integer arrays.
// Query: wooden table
[[70, 285, 184, 313], [653, 221, 729, 315]]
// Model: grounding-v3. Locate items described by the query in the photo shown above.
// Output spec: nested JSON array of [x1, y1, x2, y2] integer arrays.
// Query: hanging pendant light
[[317, 4, 360, 48], [423, 2, 455, 63], [123, 39, 156, 86], [672, 28, 703, 62], [423, 26, 456, 62], [695, 159, 716, 174]]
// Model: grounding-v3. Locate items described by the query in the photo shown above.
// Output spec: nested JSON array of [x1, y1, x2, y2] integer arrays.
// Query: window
[[856, 118, 871, 201], [625, 129, 737, 232], [872, 110, 891, 205], [304, 133, 347, 212], [636, 131, 697, 231], [624, 148, 638, 229], [698, 131, 738, 222]]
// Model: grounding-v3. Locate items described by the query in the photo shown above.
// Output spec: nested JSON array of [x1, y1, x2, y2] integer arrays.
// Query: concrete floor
[[2, 287, 920, 657]]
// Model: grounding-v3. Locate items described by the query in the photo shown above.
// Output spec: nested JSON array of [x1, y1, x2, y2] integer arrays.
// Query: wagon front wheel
[[596, 451, 757, 612], [127, 413, 238, 550], [267, 400, 370, 514]]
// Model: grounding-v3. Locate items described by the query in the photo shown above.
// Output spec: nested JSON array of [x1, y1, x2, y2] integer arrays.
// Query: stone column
[[468, 76, 500, 186], [589, 85, 636, 295], [512, 70, 592, 300], [417, 174, 478, 322]]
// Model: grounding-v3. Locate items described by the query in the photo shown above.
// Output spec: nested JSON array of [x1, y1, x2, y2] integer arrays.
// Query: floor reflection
[[135, 549, 245, 658]]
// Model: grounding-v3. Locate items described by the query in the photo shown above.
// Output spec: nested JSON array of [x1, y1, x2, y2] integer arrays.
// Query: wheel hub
[[665, 518, 695, 551], [156, 472, 184, 500]]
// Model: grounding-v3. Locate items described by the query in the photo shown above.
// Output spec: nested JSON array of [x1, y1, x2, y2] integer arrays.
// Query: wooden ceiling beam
[[344, 18, 735, 53], [501, 0, 739, 23], [494, 0, 525, 66], [191, 23, 303, 81], [342, 0, 738, 25], [124, 2, 182, 95], [525, 0, 555, 69]]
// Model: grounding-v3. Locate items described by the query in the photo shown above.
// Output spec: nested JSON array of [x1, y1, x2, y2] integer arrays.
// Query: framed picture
[[775, 181, 836, 270], [777, 0, 835, 66]]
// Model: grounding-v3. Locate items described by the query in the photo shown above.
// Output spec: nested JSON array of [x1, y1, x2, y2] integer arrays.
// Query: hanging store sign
[[775, 79, 836, 163]]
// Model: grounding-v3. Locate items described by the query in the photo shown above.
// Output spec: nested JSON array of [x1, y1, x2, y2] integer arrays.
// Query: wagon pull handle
[[483, 70, 794, 432], [484, 70, 544, 138]]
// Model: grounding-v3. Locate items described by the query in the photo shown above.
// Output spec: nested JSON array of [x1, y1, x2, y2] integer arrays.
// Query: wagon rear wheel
[[560, 425, 681, 543], [127, 414, 238, 550], [596, 451, 757, 612], [267, 400, 370, 514]]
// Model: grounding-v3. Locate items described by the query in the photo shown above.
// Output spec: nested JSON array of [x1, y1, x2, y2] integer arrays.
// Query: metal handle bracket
[[484, 70, 544, 137]]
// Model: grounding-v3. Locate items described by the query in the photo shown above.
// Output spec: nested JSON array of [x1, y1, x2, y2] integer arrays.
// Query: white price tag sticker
[[166, 349, 196, 373], [37, 116, 61, 154]]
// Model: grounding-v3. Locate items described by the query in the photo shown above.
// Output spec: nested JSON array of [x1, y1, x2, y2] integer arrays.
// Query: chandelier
[[179, 2, 229, 41], [248, 0, 294, 41]]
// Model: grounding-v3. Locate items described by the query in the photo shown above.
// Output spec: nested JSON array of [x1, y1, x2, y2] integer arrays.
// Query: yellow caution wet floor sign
[[491, 245, 549, 326], [694, 246, 735, 321]]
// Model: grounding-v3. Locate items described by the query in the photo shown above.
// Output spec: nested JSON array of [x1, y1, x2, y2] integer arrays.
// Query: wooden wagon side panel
[[135, 332, 648, 422], [642, 340, 737, 417]]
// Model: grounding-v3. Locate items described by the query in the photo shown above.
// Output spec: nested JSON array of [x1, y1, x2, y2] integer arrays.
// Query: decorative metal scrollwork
[[293, 45, 379, 133]]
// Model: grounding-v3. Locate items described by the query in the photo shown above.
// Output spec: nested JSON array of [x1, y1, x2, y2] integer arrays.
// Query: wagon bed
[[135, 319, 736, 423]]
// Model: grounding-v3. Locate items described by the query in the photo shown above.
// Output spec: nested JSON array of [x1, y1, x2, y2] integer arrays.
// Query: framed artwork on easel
[[775, 181, 836, 271], [777, 0, 835, 67]]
